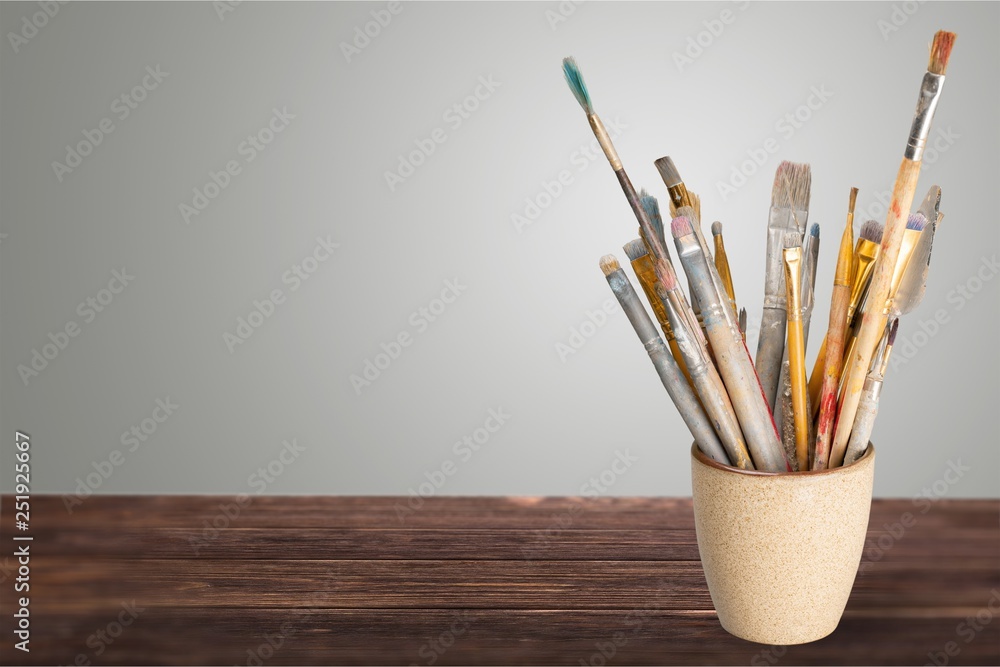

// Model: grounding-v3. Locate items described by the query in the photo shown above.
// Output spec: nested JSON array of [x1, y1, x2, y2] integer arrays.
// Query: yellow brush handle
[[786, 318, 809, 472]]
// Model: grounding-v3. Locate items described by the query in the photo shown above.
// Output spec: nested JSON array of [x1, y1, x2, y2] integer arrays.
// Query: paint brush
[[782, 240, 809, 472], [655, 159, 713, 339], [562, 59, 671, 269], [639, 189, 667, 249], [833, 30, 956, 467], [712, 221, 738, 317], [599, 255, 729, 464], [623, 238, 690, 384], [654, 279, 754, 470], [809, 219, 882, 409], [775, 225, 819, 432], [672, 216, 788, 471], [756, 162, 811, 412], [843, 320, 899, 465], [813, 194, 856, 470]]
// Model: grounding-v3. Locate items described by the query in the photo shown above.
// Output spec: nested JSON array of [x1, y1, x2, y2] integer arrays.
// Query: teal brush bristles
[[562, 57, 592, 114], [639, 189, 665, 246]]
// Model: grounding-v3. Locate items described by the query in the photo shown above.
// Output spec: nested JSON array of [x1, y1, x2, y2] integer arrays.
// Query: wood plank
[[2, 609, 997, 666]]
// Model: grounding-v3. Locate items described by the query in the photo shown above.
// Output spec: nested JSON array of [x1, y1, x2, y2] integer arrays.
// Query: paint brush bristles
[[640, 190, 666, 248], [757, 162, 812, 412], [599, 254, 729, 464], [672, 216, 788, 471], [832, 30, 956, 468]]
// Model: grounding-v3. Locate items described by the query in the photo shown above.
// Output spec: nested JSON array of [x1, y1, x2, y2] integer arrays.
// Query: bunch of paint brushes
[[566, 30, 955, 472]]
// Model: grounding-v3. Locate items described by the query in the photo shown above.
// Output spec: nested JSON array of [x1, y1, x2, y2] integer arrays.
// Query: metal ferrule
[[588, 113, 622, 170], [783, 247, 803, 324], [905, 72, 945, 162], [763, 227, 788, 309]]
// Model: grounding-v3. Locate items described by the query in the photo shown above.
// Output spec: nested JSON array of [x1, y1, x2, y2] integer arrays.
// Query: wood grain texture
[[0, 496, 997, 665]]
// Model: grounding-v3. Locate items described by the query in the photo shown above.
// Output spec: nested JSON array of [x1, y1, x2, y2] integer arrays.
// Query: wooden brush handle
[[831, 158, 922, 466]]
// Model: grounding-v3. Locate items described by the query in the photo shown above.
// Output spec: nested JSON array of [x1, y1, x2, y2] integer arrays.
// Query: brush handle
[[675, 234, 787, 472], [813, 284, 851, 470], [663, 294, 753, 470], [845, 376, 881, 465], [604, 269, 729, 464], [832, 157, 922, 467], [630, 256, 692, 385], [807, 336, 828, 413], [756, 307, 786, 410]]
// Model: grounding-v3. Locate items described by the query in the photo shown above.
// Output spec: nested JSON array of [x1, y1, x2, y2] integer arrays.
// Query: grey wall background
[[1, 1, 997, 500]]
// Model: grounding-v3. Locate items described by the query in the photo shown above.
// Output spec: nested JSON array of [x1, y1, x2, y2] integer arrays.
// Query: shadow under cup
[[690, 443, 876, 645]]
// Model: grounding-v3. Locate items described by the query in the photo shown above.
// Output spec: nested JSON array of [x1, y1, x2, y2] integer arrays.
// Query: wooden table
[[1, 496, 997, 665]]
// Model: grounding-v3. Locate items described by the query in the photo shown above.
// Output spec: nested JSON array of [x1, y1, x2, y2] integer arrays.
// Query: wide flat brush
[[599, 255, 729, 464], [672, 216, 788, 471], [756, 161, 811, 412], [833, 30, 956, 466]]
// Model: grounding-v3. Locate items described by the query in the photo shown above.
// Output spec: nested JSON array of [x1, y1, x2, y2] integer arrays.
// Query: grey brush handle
[[845, 376, 881, 465], [756, 306, 786, 410], [675, 234, 787, 471], [605, 270, 729, 465]]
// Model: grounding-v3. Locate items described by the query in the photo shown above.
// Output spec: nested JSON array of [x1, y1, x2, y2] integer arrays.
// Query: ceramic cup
[[691, 443, 875, 645]]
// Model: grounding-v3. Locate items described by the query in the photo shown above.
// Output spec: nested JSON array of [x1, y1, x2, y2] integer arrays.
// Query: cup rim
[[691, 442, 874, 476]]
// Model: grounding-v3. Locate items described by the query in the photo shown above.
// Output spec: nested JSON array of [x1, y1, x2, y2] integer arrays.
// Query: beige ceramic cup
[[691, 443, 875, 645]]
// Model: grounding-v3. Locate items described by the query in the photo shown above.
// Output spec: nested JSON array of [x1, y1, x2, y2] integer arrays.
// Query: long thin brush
[[562, 58, 671, 269], [833, 30, 956, 467], [782, 240, 809, 472], [654, 277, 754, 469], [599, 255, 729, 463], [640, 189, 666, 249], [813, 190, 857, 470], [672, 216, 788, 471], [775, 225, 819, 429], [843, 320, 899, 464], [756, 162, 811, 412], [712, 221, 738, 317]]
